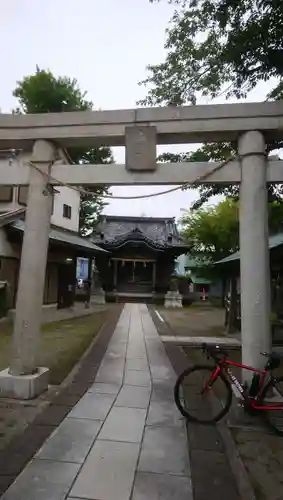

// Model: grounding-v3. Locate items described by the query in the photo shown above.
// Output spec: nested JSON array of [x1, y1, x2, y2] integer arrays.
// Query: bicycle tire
[[259, 376, 283, 436], [174, 364, 232, 424]]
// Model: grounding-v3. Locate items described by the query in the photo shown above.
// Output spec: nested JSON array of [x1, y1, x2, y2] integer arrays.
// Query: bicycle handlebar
[[202, 342, 228, 361]]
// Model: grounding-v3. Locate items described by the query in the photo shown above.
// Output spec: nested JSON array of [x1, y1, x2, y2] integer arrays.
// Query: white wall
[[51, 186, 80, 232], [0, 185, 80, 233], [0, 152, 81, 233]]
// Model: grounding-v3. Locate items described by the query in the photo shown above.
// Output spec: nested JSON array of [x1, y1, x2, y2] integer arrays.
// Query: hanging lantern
[[143, 261, 147, 268], [122, 260, 125, 267], [108, 259, 111, 267]]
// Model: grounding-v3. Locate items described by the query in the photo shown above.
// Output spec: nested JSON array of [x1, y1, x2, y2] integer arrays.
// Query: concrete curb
[[217, 422, 256, 500]]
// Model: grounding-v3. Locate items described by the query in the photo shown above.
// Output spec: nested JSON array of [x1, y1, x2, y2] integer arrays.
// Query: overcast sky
[[1, 0, 273, 221]]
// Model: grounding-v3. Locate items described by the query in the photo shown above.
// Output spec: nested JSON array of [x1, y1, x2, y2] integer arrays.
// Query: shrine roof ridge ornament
[[0, 101, 283, 148]]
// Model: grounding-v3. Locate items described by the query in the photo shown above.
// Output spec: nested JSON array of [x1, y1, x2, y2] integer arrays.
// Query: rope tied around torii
[[28, 154, 239, 201]]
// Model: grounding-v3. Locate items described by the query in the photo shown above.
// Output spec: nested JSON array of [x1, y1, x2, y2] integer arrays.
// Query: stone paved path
[[1, 304, 192, 500]]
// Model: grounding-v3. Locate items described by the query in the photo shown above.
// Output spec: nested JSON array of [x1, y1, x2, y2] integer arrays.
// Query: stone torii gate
[[0, 101, 283, 398]]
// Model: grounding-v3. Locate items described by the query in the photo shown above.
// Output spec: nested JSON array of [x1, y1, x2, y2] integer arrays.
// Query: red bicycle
[[174, 343, 283, 435]]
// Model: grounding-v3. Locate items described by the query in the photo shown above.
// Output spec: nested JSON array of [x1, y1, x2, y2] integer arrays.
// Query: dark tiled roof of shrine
[[91, 215, 189, 252]]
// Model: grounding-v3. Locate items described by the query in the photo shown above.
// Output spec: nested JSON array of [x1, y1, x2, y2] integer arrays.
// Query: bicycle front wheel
[[174, 364, 232, 424]]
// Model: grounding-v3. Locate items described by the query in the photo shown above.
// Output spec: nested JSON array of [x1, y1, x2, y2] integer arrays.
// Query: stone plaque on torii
[[0, 101, 282, 398]]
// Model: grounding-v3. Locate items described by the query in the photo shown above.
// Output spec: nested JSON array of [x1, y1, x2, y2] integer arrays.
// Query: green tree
[[181, 198, 283, 262], [13, 67, 113, 234], [142, 0, 283, 208], [181, 198, 239, 262], [182, 197, 283, 329], [142, 0, 283, 106]]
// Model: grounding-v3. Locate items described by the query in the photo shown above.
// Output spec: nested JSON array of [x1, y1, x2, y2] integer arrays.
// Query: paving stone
[[72, 364, 99, 384], [127, 351, 147, 361], [63, 382, 88, 397], [162, 344, 189, 376], [124, 369, 151, 387], [95, 371, 124, 385], [138, 425, 190, 476], [126, 358, 149, 371], [70, 440, 140, 500], [115, 385, 151, 409], [126, 346, 147, 360], [34, 404, 71, 426], [88, 382, 121, 395], [36, 418, 102, 463], [187, 422, 224, 452], [109, 336, 126, 345], [68, 392, 115, 420], [95, 359, 125, 384], [107, 340, 128, 350], [146, 400, 183, 427], [146, 339, 168, 357], [1, 459, 80, 500], [99, 406, 147, 443], [132, 472, 193, 500], [104, 343, 127, 359], [149, 364, 176, 380], [99, 357, 125, 369], [52, 392, 82, 407], [151, 378, 175, 402], [190, 449, 240, 500]]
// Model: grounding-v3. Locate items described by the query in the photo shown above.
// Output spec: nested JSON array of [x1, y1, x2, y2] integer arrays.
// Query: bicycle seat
[[261, 351, 282, 370]]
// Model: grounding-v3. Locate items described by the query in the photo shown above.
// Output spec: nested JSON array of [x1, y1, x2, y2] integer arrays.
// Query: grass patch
[[157, 307, 226, 337], [0, 309, 108, 385]]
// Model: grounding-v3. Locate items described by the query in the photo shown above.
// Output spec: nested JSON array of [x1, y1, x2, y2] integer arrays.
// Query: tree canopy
[[142, 0, 283, 106], [142, 0, 283, 209], [181, 199, 239, 263], [13, 67, 113, 234], [181, 198, 283, 264]]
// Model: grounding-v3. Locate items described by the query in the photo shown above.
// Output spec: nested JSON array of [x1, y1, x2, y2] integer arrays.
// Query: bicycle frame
[[207, 358, 283, 411]]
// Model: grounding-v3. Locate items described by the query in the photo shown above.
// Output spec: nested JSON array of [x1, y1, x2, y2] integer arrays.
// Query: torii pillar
[[0, 140, 56, 399], [239, 131, 271, 380]]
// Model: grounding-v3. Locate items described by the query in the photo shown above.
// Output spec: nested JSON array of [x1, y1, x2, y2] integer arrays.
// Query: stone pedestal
[[0, 367, 49, 400], [164, 290, 183, 308]]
